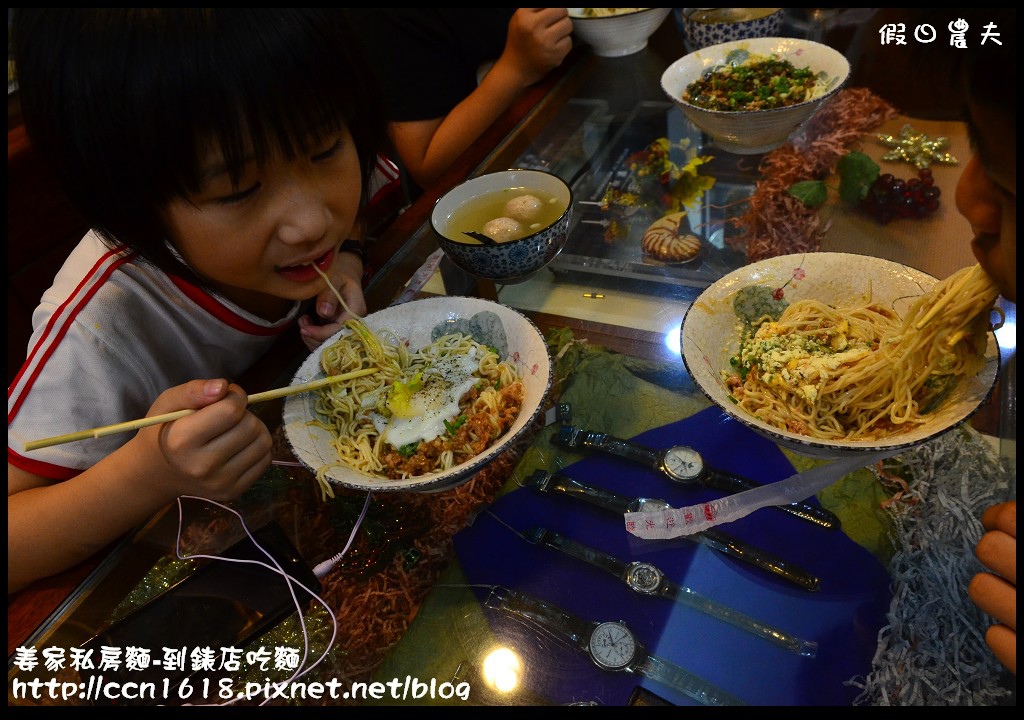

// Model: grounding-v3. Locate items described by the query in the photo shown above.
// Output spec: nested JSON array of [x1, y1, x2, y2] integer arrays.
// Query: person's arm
[[8, 379, 271, 593], [392, 7, 573, 189], [968, 500, 1016, 675]]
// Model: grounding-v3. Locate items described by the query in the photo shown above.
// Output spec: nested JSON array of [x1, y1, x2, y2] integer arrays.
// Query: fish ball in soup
[[447, 186, 565, 245], [483, 217, 523, 242], [505, 194, 544, 222]]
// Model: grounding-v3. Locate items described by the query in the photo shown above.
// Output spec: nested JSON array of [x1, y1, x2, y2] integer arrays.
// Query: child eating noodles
[[8, 8, 386, 592]]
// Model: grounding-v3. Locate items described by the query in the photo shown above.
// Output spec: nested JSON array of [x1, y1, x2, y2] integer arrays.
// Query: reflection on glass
[[481, 646, 523, 695]]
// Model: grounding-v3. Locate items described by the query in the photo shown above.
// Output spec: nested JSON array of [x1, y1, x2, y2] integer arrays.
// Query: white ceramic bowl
[[678, 8, 785, 52], [661, 37, 850, 154], [432, 169, 572, 284], [283, 296, 552, 492], [567, 8, 673, 58], [681, 253, 1000, 460]]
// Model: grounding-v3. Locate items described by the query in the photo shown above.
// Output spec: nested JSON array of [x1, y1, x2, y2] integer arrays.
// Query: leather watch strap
[[526, 471, 820, 592], [703, 468, 841, 530], [696, 528, 821, 592], [485, 586, 593, 652], [558, 425, 661, 467], [526, 470, 639, 514], [556, 425, 841, 531]]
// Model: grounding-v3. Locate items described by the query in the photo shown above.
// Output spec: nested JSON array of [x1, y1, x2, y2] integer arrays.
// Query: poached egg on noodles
[[372, 352, 481, 447], [310, 315, 527, 482]]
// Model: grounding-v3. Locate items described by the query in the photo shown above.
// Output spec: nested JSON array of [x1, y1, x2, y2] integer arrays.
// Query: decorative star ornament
[[877, 123, 958, 170]]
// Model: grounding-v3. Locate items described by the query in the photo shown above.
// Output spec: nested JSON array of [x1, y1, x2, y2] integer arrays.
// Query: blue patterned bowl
[[678, 8, 785, 52], [432, 169, 572, 284]]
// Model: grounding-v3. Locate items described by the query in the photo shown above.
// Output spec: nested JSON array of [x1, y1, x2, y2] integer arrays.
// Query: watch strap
[[635, 653, 746, 706], [557, 426, 841, 532], [486, 587, 746, 707], [673, 586, 818, 657], [524, 526, 629, 578], [697, 528, 821, 592], [703, 468, 841, 531], [485, 586, 593, 653], [520, 526, 817, 657], [525, 470, 637, 514], [556, 425, 661, 468]]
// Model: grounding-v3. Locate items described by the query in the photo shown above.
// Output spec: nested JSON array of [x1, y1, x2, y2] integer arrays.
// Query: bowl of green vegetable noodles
[[661, 37, 850, 154]]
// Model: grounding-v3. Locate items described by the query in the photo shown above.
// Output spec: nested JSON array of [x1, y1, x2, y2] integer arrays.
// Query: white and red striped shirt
[[8, 232, 299, 480]]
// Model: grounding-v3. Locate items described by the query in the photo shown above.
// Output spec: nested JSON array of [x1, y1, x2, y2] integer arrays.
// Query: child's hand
[[134, 379, 272, 502], [298, 251, 367, 351], [969, 500, 1017, 675], [504, 8, 573, 87]]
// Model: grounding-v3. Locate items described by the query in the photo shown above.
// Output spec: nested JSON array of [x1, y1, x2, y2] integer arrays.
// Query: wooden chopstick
[[23, 367, 378, 451]]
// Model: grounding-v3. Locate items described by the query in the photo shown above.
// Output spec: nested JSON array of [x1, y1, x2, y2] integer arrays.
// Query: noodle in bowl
[[283, 297, 552, 492], [681, 253, 1001, 459]]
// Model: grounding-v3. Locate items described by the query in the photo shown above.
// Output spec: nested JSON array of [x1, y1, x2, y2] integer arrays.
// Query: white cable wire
[[314, 490, 373, 578], [173, 490, 372, 705]]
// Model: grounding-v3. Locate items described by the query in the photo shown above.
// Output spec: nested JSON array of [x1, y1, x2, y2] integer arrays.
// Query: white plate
[[283, 296, 552, 492], [681, 252, 1000, 459]]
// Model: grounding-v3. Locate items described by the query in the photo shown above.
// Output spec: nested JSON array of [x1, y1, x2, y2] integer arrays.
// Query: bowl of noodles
[[283, 296, 552, 494], [681, 253, 1001, 460], [660, 37, 849, 154], [567, 8, 673, 58]]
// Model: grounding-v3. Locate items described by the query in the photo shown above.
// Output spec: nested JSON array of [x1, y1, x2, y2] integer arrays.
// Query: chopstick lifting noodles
[[913, 263, 982, 330], [724, 264, 1000, 440], [23, 368, 379, 451], [311, 262, 364, 320]]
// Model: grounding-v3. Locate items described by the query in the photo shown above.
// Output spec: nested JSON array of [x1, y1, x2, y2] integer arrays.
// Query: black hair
[[896, 9, 1016, 129], [957, 9, 1015, 109], [12, 8, 385, 281], [959, 10, 1016, 167]]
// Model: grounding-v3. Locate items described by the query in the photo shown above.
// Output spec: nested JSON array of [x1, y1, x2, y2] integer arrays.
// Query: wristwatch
[[523, 526, 817, 657], [526, 470, 821, 592], [485, 585, 746, 706], [555, 425, 841, 531]]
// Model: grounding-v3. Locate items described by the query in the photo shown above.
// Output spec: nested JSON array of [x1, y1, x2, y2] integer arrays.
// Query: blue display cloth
[[454, 407, 891, 706]]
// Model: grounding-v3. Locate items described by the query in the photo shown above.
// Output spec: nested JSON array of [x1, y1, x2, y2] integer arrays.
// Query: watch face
[[588, 621, 638, 671], [625, 562, 663, 595], [662, 446, 703, 481]]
